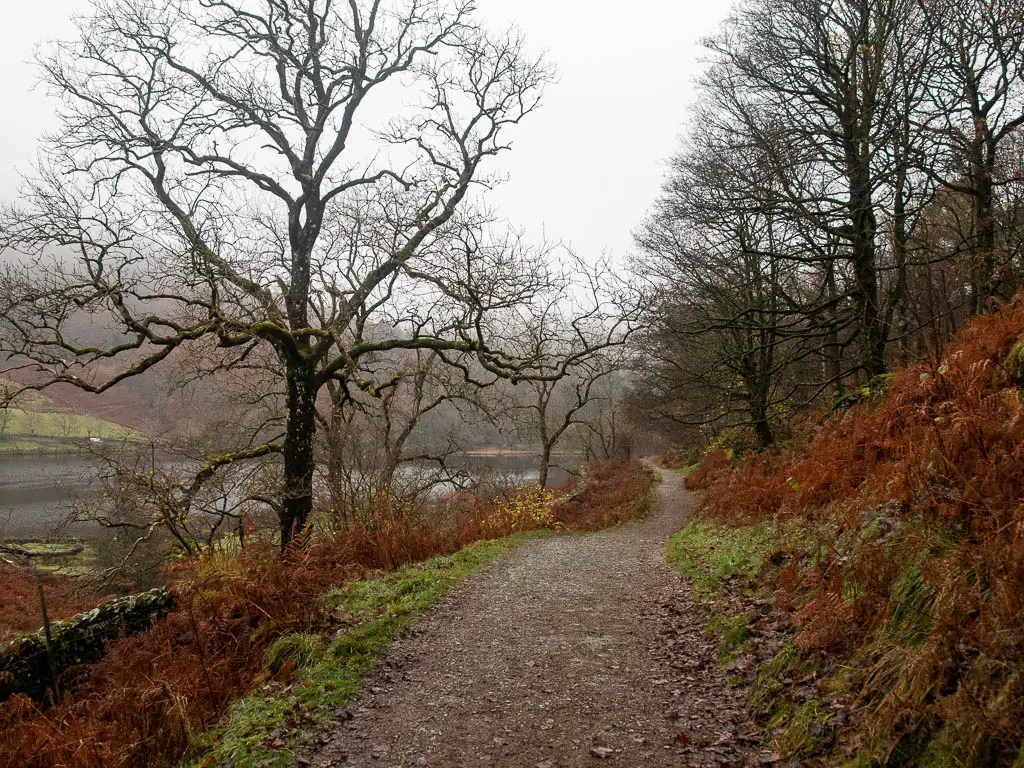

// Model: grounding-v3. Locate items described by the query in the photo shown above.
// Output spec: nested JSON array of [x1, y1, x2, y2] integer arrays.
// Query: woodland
[[0, 0, 1023, 765]]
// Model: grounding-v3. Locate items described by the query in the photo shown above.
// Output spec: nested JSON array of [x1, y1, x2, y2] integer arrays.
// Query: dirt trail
[[310, 468, 755, 767]]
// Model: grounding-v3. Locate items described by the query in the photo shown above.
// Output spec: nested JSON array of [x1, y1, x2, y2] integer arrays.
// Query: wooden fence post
[[36, 580, 60, 703]]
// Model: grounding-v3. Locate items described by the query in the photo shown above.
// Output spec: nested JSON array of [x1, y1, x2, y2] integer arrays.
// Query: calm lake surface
[[0, 452, 577, 540], [0, 453, 100, 539]]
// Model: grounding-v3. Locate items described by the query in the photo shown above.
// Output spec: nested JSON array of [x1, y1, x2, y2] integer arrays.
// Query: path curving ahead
[[309, 467, 754, 767]]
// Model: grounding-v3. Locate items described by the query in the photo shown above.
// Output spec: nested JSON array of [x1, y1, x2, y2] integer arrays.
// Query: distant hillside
[[0, 407, 138, 453], [0, 349, 265, 450]]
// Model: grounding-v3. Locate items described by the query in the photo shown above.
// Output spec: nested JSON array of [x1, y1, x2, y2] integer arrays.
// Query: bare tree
[[703, 0, 936, 377], [634, 108, 825, 449], [66, 438, 281, 583], [576, 375, 630, 463], [920, 0, 1024, 308], [630, 0, 1024, 455], [519, 356, 616, 487], [320, 348, 487, 526], [503, 266, 637, 484], [0, 0, 557, 549]]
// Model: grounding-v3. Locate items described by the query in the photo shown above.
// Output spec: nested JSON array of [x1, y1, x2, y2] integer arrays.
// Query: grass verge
[[666, 520, 786, 599], [666, 520, 777, 665], [185, 530, 553, 768], [666, 519, 836, 757]]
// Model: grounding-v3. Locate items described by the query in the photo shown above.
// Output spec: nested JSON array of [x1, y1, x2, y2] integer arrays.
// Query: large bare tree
[[0, 0, 557, 548]]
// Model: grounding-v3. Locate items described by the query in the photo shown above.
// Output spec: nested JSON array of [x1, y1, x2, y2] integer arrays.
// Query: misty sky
[[0, 1, 732, 261]]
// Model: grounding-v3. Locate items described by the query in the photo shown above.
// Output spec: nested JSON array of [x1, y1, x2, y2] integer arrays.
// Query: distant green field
[[0, 436, 61, 453], [0, 408, 137, 451]]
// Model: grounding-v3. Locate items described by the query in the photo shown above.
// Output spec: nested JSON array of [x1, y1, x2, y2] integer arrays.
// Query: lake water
[[0, 454, 101, 539], [0, 452, 577, 540]]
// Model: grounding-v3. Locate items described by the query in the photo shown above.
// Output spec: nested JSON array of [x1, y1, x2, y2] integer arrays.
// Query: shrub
[[684, 449, 731, 490], [660, 445, 701, 470], [480, 486, 559, 536], [554, 459, 656, 530]]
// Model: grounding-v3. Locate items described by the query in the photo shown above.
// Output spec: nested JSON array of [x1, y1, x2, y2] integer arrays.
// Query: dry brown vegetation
[[553, 458, 656, 530], [0, 567, 107, 642], [687, 297, 1024, 765]]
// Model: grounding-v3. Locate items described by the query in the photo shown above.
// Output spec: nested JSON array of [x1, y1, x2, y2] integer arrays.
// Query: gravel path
[[309, 468, 755, 767]]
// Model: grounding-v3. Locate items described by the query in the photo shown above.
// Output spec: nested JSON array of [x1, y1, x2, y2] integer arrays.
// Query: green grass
[[3, 540, 104, 578], [666, 520, 785, 599], [0, 407, 138, 448], [883, 563, 935, 647], [666, 521, 784, 664], [667, 521, 832, 758], [185, 530, 553, 768], [264, 632, 325, 674], [707, 611, 754, 663], [0, 436, 64, 453], [45, 544, 102, 579], [776, 699, 833, 757], [749, 641, 798, 712], [836, 722, 990, 768]]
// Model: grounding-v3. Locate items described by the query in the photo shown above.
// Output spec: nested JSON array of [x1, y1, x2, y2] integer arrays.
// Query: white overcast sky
[[0, 0, 732, 260]]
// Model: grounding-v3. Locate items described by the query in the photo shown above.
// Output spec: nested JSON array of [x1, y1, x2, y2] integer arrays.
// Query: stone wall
[[0, 587, 175, 702]]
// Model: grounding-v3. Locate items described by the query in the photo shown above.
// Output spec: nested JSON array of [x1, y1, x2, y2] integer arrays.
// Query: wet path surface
[[310, 468, 754, 767]]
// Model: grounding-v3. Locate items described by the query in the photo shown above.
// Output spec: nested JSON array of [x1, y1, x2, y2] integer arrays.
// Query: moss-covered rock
[[999, 339, 1024, 390], [829, 373, 895, 416]]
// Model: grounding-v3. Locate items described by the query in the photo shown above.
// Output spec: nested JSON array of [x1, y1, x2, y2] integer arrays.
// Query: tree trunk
[[536, 386, 552, 488], [972, 135, 1000, 309], [845, 133, 886, 378], [852, 242, 886, 378], [823, 257, 845, 398], [752, 405, 774, 451], [888, 156, 911, 365], [746, 372, 775, 450], [281, 367, 317, 550], [537, 445, 551, 488]]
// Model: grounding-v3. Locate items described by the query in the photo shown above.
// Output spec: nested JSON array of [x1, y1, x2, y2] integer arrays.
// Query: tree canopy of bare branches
[[0, 0, 570, 548], [631, 0, 1024, 452]]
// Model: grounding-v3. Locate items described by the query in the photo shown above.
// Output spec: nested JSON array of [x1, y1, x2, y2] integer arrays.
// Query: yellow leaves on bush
[[481, 486, 559, 537]]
